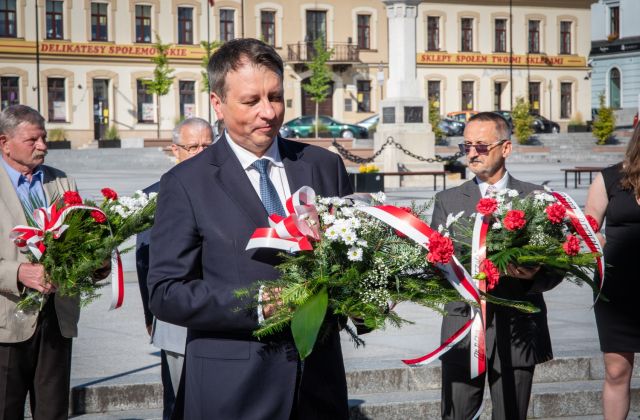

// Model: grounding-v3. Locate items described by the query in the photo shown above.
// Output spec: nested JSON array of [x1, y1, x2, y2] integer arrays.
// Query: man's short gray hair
[[0, 105, 45, 136], [172, 117, 214, 144], [467, 112, 512, 140]]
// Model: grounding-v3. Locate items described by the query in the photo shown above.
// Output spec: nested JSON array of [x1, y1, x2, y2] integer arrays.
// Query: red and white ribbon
[[246, 186, 320, 253], [355, 205, 485, 378], [11, 202, 125, 310], [552, 191, 605, 289], [469, 213, 490, 379]]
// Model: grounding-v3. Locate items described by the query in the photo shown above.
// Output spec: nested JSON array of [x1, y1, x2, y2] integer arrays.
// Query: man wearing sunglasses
[[136, 117, 214, 420], [431, 112, 564, 419]]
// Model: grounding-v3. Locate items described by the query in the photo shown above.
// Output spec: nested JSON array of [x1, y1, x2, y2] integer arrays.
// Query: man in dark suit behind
[[431, 112, 564, 419], [147, 38, 353, 419]]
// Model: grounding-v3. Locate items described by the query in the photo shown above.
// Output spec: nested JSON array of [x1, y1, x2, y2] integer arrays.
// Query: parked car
[[283, 115, 368, 139], [279, 125, 294, 138], [494, 110, 559, 134], [355, 114, 379, 131], [532, 114, 560, 133], [446, 110, 479, 123], [439, 117, 465, 136]]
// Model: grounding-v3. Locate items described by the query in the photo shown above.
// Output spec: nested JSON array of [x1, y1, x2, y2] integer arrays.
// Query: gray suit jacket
[[431, 175, 563, 368], [0, 163, 80, 343]]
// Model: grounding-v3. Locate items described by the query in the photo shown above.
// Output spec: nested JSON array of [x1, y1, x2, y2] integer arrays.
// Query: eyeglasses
[[175, 143, 212, 154], [458, 139, 508, 155]]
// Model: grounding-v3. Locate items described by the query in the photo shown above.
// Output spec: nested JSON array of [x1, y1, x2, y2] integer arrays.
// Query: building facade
[[0, 0, 596, 145], [0, 0, 387, 145], [590, 0, 640, 125], [415, 0, 594, 129]]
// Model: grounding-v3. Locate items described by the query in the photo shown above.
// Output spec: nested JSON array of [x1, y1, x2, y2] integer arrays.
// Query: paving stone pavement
[[36, 149, 634, 419]]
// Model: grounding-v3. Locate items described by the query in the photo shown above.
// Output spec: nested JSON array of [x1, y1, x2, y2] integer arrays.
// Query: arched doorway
[[301, 78, 334, 116], [610, 67, 621, 109]]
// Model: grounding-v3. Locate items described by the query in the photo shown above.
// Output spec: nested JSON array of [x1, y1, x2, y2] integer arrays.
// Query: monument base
[[373, 97, 443, 188]]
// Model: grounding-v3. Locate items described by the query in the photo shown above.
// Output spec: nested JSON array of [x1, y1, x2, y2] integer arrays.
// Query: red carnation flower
[[503, 210, 527, 231], [545, 203, 566, 224], [426, 232, 454, 264], [101, 188, 118, 201], [476, 198, 498, 216], [394, 207, 414, 238], [91, 210, 106, 224], [586, 215, 600, 233], [562, 234, 581, 256], [63, 191, 83, 206], [479, 259, 500, 291]]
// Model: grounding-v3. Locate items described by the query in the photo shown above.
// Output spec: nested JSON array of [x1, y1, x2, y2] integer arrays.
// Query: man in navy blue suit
[[147, 38, 353, 419]]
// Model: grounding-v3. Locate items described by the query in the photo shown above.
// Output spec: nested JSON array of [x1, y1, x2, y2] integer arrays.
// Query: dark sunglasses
[[458, 139, 507, 155]]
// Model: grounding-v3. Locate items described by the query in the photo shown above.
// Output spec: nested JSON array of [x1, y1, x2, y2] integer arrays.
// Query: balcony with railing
[[287, 42, 360, 64]]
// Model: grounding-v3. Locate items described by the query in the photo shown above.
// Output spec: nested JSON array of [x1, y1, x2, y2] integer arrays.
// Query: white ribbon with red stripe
[[551, 191, 605, 289], [10, 202, 125, 310], [246, 186, 320, 253], [468, 213, 490, 378]]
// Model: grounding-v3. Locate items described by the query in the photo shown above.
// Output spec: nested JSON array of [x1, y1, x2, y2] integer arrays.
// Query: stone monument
[[375, 0, 442, 188]]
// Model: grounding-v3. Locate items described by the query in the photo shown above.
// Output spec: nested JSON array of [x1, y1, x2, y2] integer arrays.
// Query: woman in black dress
[[585, 124, 640, 420]]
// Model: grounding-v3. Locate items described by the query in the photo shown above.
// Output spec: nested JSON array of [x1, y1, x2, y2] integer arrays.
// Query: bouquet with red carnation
[[466, 188, 602, 293], [11, 188, 157, 312]]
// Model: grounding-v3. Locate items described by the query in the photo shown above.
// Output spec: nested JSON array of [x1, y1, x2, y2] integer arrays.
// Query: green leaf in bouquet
[[291, 286, 328, 360]]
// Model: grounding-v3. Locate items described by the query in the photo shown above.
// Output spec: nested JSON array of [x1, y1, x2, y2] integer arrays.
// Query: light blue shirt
[[0, 158, 47, 212]]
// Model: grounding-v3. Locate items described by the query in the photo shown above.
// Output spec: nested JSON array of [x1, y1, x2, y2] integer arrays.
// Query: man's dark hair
[[0, 105, 45, 136], [207, 38, 284, 101], [467, 112, 512, 140]]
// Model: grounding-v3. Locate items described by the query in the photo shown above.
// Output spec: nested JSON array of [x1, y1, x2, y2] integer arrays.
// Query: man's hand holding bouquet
[[11, 188, 157, 313]]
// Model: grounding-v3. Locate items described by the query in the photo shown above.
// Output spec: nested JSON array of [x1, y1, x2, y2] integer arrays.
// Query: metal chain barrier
[[331, 136, 464, 164]]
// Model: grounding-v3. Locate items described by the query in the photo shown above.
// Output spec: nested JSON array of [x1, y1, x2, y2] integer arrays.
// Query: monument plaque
[[404, 106, 423, 123], [382, 107, 396, 124]]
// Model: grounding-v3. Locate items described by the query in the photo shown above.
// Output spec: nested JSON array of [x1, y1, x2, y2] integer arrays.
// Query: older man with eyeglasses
[[431, 112, 565, 420], [136, 117, 214, 420]]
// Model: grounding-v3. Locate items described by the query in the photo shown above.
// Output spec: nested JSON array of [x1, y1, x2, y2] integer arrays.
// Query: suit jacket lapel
[[460, 178, 482, 214], [209, 139, 270, 228], [42, 166, 60, 204], [279, 137, 312, 193], [0, 163, 28, 225]]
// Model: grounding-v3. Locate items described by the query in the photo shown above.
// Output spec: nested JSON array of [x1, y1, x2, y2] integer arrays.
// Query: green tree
[[302, 38, 334, 138], [592, 92, 616, 145], [143, 35, 175, 139], [429, 99, 444, 142], [512, 97, 534, 145], [200, 40, 223, 92]]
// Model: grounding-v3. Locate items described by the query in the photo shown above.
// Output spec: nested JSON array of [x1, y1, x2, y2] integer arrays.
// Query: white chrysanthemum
[[340, 229, 358, 245], [319, 197, 332, 205], [357, 239, 368, 247], [371, 192, 386, 203], [340, 207, 355, 218], [148, 192, 158, 200], [492, 221, 502, 230], [507, 189, 519, 197], [347, 216, 361, 229], [330, 197, 346, 206], [437, 224, 445, 233], [347, 247, 363, 261], [325, 225, 340, 241], [445, 210, 465, 228], [321, 213, 336, 225]]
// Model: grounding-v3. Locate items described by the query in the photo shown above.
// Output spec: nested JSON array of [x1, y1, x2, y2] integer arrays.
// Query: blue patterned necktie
[[251, 159, 286, 217]]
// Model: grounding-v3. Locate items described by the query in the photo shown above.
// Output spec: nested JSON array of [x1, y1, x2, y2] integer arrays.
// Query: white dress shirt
[[476, 171, 510, 196], [225, 133, 291, 213]]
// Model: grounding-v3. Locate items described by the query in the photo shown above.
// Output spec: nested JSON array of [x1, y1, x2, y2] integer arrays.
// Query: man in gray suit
[[136, 117, 213, 420], [431, 112, 563, 419]]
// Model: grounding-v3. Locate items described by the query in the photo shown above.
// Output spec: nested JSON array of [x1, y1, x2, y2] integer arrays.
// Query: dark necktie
[[251, 159, 286, 217]]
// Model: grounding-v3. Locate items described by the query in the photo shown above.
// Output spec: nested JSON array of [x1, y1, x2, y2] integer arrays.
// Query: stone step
[[68, 355, 640, 415], [348, 378, 640, 419]]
